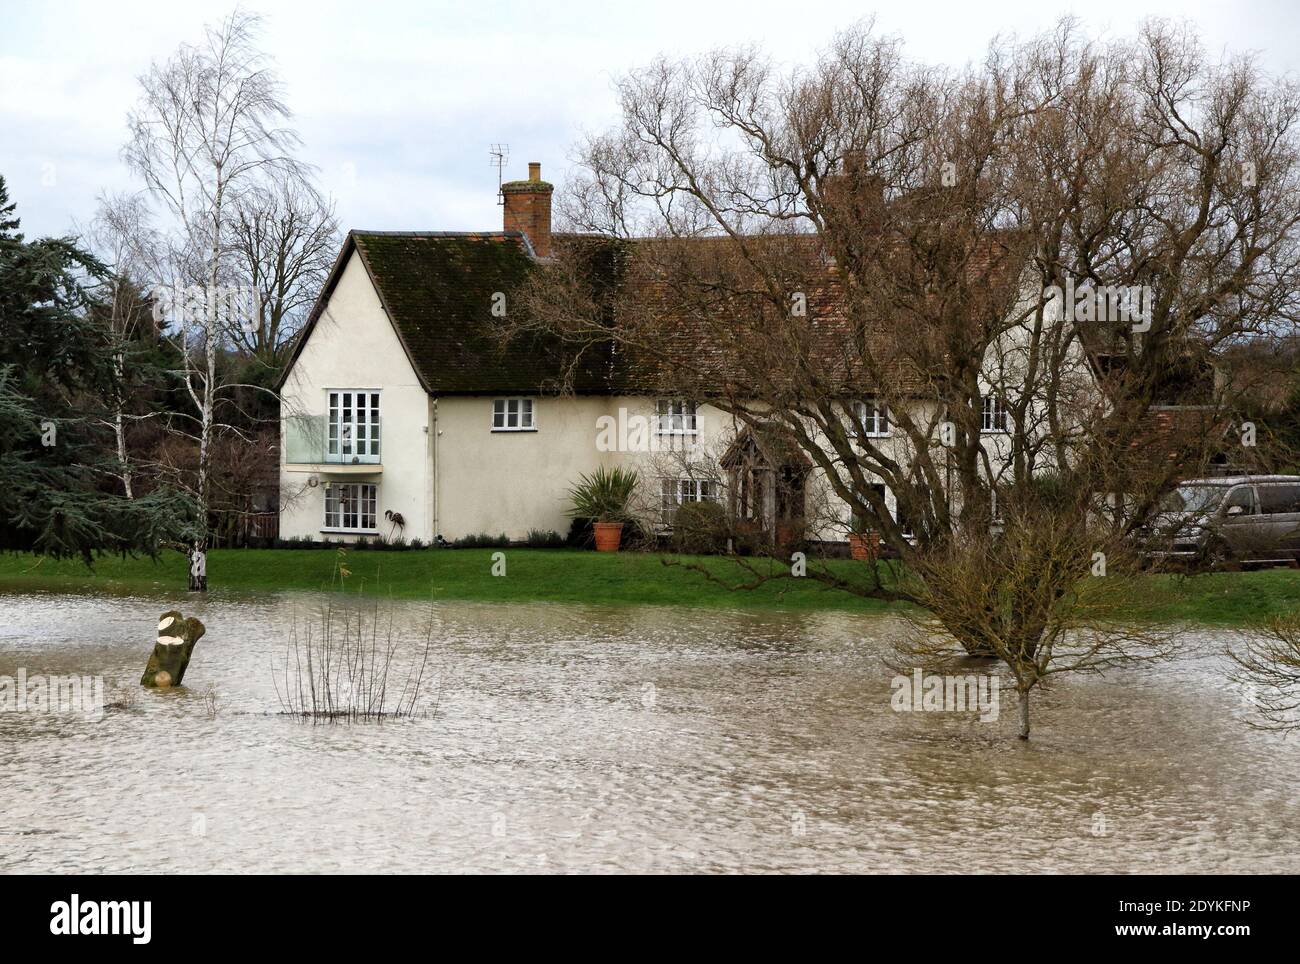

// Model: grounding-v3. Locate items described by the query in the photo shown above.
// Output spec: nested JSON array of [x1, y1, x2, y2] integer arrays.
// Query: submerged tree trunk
[[188, 545, 207, 592], [1018, 688, 1031, 740], [141, 611, 206, 687]]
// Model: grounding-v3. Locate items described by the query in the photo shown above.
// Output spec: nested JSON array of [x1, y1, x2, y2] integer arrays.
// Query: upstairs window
[[981, 395, 1009, 434], [328, 390, 380, 463], [492, 398, 536, 431], [855, 399, 890, 438], [656, 399, 698, 435]]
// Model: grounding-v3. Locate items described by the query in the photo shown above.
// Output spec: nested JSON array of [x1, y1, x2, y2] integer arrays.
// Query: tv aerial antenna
[[490, 144, 510, 205]]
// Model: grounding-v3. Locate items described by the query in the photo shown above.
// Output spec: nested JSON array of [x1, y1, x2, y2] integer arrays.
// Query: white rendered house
[[278, 163, 1116, 546]]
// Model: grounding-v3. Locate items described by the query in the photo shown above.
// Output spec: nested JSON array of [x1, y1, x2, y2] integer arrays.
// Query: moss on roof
[[349, 231, 606, 394], [287, 228, 1016, 400]]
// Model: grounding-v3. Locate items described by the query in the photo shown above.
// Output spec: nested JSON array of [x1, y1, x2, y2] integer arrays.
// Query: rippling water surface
[[0, 588, 1296, 873]]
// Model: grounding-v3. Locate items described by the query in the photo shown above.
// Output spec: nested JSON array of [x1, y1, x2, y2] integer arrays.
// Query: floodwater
[[0, 589, 1296, 874]]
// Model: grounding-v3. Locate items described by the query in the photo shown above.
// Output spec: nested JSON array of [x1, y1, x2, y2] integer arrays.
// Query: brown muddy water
[[0, 589, 1296, 873]]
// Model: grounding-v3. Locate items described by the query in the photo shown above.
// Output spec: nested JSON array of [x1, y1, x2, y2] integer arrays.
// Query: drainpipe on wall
[[430, 396, 440, 542]]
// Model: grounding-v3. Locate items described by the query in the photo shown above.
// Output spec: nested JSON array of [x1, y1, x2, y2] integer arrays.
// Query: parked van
[[1143, 475, 1300, 568]]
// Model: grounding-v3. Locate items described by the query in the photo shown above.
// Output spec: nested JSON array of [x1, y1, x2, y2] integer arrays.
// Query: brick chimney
[[824, 150, 884, 228], [501, 161, 553, 258]]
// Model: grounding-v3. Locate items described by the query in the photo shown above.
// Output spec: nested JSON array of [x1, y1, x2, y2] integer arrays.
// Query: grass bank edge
[[0, 548, 1295, 624]]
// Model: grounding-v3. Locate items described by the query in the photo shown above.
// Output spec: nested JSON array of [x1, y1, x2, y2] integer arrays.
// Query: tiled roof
[[283, 228, 1021, 399], [354, 231, 590, 394], [1117, 404, 1233, 479], [282, 230, 617, 395], [602, 232, 1022, 398]]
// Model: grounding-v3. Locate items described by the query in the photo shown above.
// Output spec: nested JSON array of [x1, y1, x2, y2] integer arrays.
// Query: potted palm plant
[[568, 466, 640, 552]]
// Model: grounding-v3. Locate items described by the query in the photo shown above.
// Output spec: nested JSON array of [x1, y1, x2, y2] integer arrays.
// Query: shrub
[[567, 517, 595, 548], [274, 595, 438, 722], [274, 535, 316, 550], [1026, 472, 1072, 511], [619, 518, 652, 550], [670, 500, 731, 554], [524, 528, 566, 548], [451, 532, 510, 548]]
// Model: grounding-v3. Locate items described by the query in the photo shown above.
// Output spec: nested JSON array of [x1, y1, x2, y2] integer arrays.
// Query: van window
[[1223, 486, 1257, 515], [1258, 484, 1300, 514], [1163, 484, 1226, 514]]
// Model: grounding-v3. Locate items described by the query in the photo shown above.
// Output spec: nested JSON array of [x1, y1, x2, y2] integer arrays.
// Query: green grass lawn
[[1135, 566, 1300, 626], [0, 547, 1296, 623], [0, 548, 902, 613]]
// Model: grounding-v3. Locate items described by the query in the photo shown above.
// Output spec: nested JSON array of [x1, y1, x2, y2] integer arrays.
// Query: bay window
[[324, 483, 378, 533]]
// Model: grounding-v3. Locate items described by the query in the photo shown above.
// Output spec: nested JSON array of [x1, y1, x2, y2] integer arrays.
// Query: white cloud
[[1, 0, 1297, 239]]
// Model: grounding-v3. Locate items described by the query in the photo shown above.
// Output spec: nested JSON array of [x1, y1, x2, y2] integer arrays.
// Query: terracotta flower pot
[[593, 521, 624, 552], [848, 531, 880, 561]]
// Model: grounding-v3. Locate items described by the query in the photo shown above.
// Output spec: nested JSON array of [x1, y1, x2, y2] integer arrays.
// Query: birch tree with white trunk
[[83, 191, 164, 501], [123, 10, 306, 590]]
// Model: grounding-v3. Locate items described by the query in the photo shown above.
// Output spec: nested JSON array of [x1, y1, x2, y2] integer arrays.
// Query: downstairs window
[[661, 478, 720, 511], [324, 483, 378, 532]]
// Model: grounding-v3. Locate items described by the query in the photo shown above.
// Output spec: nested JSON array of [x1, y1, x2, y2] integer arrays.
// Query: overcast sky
[[2, 0, 1299, 242]]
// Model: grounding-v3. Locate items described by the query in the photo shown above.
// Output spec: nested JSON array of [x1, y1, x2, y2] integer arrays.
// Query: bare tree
[[82, 191, 164, 499], [515, 18, 1300, 737], [123, 9, 306, 590], [230, 174, 340, 368], [1230, 617, 1300, 731]]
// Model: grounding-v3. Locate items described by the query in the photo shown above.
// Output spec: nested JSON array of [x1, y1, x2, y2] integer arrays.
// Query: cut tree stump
[[141, 611, 206, 688]]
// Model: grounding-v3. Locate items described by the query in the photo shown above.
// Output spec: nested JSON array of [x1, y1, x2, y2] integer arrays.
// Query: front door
[[774, 465, 807, 546]]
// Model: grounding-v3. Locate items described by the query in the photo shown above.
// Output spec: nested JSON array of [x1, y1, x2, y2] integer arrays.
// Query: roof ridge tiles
[[350, 229, 526, 239]]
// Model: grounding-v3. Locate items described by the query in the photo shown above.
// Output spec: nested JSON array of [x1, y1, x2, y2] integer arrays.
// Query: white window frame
[[855, 399, 890, 438], [656, 399, 698, 435], [855, 483, 917, 539], [492, 397, 536, 432], [851, 483, 888, 534], [894, 490, 917, 539], [326, 389, 381, 464], [981, 394, 1009, 434], [660, 477, 719, 511], [323, 482, 379, 534]]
